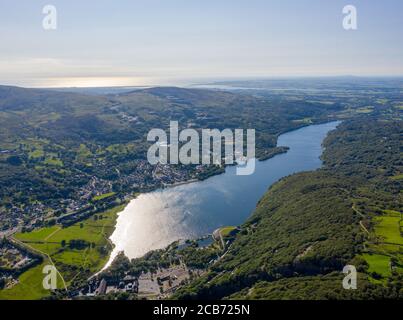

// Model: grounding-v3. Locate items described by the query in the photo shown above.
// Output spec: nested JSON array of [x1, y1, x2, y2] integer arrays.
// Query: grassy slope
[[0, 204, 125, 299], [0, 262, 50, 300], [374, 211, 402, 245], [360, 210, 403, 282]]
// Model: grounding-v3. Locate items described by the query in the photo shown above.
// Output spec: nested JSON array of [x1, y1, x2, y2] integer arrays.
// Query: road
[[352, 205, 370, 235], [0, 226, 20, 238], [10, 236, 68, 292]]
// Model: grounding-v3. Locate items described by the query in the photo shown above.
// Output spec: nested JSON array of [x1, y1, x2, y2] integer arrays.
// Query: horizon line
[[2, 74, 403, 89]]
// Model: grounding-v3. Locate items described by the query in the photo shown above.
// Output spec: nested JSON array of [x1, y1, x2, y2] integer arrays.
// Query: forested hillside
[[0, 85, 344, 231], [174, 117, 402, 300]]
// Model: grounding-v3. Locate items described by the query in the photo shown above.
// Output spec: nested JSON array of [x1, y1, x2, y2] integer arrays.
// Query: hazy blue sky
[[0, 0, 402, 87]]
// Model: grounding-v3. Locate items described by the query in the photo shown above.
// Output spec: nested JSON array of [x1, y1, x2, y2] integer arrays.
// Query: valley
[[0, 79, 402, 300]]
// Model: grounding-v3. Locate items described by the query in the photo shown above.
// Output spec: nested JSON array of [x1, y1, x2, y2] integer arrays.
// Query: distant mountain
[[0, 85, 110, 112], [205, 76, 403, 91], [46, 86, 149, 96]]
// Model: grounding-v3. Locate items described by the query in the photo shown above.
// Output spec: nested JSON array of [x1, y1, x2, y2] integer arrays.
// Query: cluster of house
[[118, 160, 196, 191], [152, 163, 191, 186], [0, 242, 34, 270], [1, 175, 114, 232], [1, 149, 212, 237], [0, 201, 49, 232], [0, 207, 22, 231], [58, 176, 114, 215], [117, 159, 156, 190], [79, 275, 138, 297], [0, 241, 39, 289], [118, 112, 141, 124], [76, 176, 113, 202], [109, 103, 142, 125], [75, 264, 197, 299]]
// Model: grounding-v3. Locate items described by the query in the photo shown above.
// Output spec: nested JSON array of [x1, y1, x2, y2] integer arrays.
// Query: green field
[[355, 106, 374, 114], [0, 204, 125, 300], [292, 117, 313, 124], [374, 212, 402, 245], [77, 143, 93, 158], [44, 157, 63, 167], [219, 226, 238, 238], [15, 204, 125, 276], [0, 261, 64, 300], [390, 174, 403, 181], [92, 192, 116, 202], [361, 253, 392, 278], [28, 148, 44, 159], [361, 209, 402, 282]]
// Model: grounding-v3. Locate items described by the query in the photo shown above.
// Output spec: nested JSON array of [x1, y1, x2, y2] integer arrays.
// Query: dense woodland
[[173, 117, 402, 300]]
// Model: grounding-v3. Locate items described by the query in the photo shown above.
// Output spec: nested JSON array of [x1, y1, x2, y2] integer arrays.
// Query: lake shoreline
[[102, 121, 341, 271]]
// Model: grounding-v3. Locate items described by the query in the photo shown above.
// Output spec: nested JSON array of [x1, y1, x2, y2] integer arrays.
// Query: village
[[74, 263, 205, 299], [0, 238, 42, 290], [68, 228, 239, 300], [0, 159, 202, 234]]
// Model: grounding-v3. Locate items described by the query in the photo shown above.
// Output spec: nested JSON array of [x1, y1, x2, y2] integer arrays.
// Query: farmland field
[[0, 261, 64, 300], [15, 204, 126, 278], [374, 211, 402, 245], [0, 204, 126, 299], [361, 209, 402, 282], [361, 253, 392, 278]]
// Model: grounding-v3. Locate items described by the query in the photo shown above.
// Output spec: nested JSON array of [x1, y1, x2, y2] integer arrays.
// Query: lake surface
[[104, 121, 340, 268]]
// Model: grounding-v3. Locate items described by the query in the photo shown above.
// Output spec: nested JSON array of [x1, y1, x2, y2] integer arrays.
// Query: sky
[[0, 0, 402, 87]]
